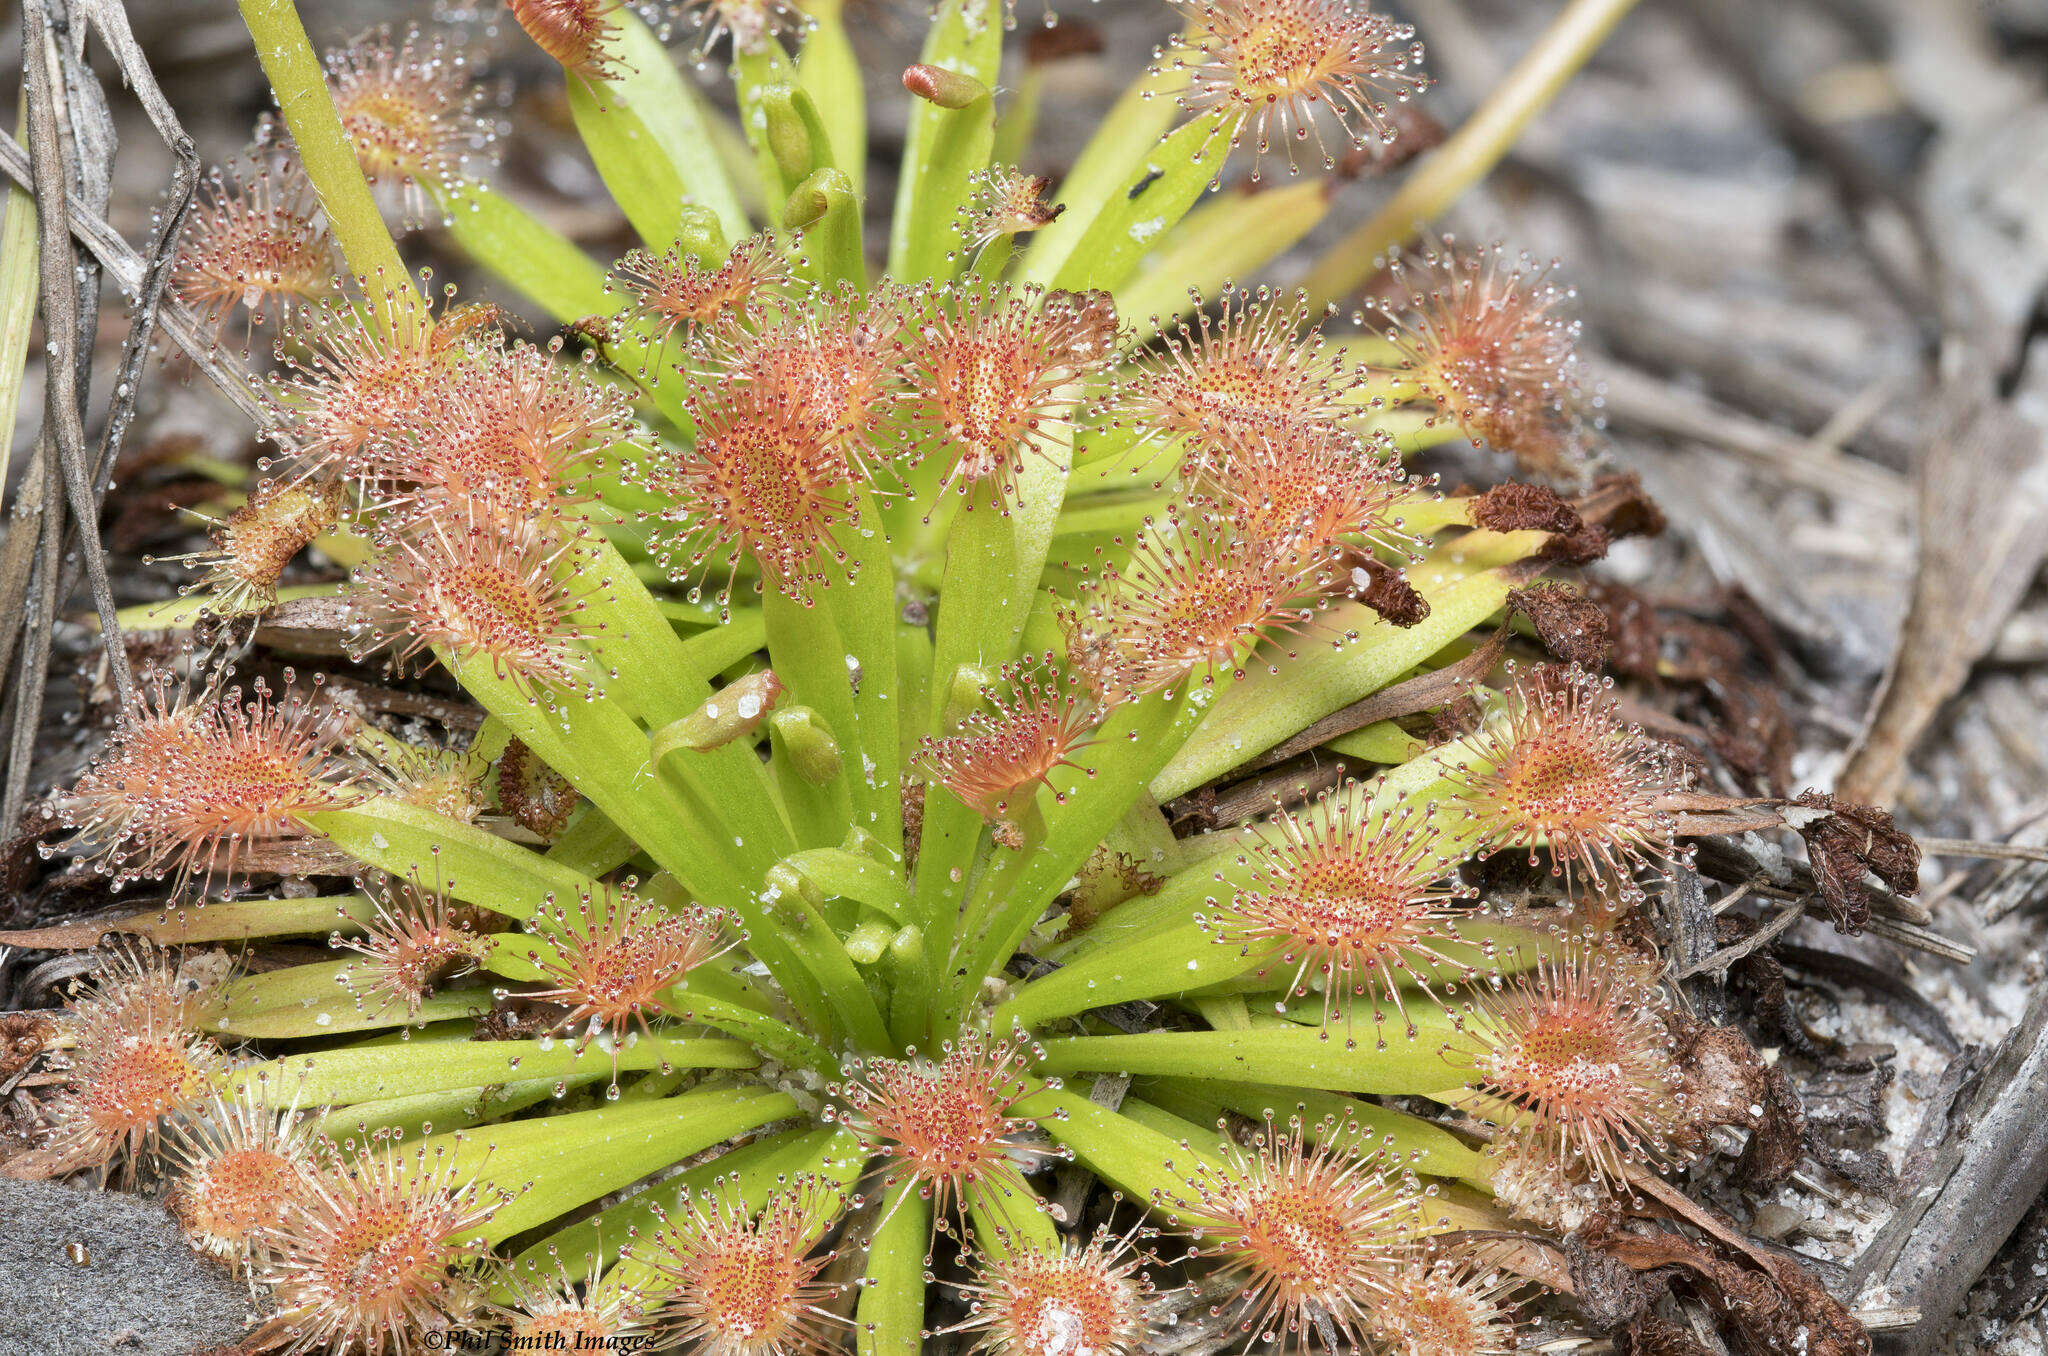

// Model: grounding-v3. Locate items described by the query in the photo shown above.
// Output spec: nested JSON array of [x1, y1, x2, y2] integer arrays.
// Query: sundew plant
[[6, 0, 1878, 1351]]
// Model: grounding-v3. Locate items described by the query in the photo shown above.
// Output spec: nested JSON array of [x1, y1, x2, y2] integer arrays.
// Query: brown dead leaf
[[249, 593, 354, 658], [1593, 1223, 1871, 1356], [1231, 625, 1510, 777], [0, 1014, 54, 1082], [1345, 552, 1430, 627], [1671, 1019, 1807, 1188], [1507, 582, 1611, 664], [1619, 1313, 1717, 1356], [471, 996, 564, 1043], [1567, 1231, 1652, 1330], [1471, 482, 1583, 534], [1791, 790, 1923, 932], [1579, 472, 1670, 541]]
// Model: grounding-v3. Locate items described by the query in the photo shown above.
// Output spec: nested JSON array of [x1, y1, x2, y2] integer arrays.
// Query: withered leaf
[[1594, 1225, 1870, 1356], [1671, 1019, 1806, 1188], [1566, 1231, 1652, 1331], [1507, 581, 1611, 664], [1471, 481, 1584, 535], [1345, 552, 1430, 628], [1620, 1312, 1716, 1356], [1792, 790, 1923, 932], [0, 1014, 54, 1082]]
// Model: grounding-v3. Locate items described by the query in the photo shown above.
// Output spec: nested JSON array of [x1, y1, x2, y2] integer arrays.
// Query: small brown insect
[[65, 1242, 90, 1266]]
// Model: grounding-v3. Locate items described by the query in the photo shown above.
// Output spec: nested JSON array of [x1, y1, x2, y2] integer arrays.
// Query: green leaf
[[1034, 1021, 1461, 1095], [578, 537, 799, 880], [1115, 178, 1330, 340], [1326, 720, 1428, 765], [783, 168, 866, 291], [769, 715, 849, 849], [914, 479, 1062, 950], [733, 39, 817, 208], [779, 848, 908, 920], [764, 589, 861, 831], [526, 1123, 809, 1264], [906, 788, 982, 972], [579, 526, 708, 721], [1046, 493, 1174, 541], [951, 686, 1216, 1020], [1050, 752, 1510, 960], [234, 1034, 754, 1105], [575, 7, 749, 242], [886, 0, 1003, 282], [435, 652, 755, 912], [1024, 1087, 1220, 1214], [925, 460, 1069, 737], [765, 496, 903, 861], [545, 805, 639, 877], [886, 925, 934, 1050], [306, 1076, 601, 1143], [795, 0, 866, 196], [108, 583, 341, 636], [0, 894, 370, 950], [1150, 1077, 1488, 1185], [1041, 109, 1233, 295], [433, 1084, 801, 1245], [434, 179, 613, 324], [1189, 994, 1253, 1031], [857, 1180, 931, 1356], [832, 492, 907, 857], [675, 604, 769, 682], [1149, 553, 1537, 801], [205, 962, 488, 1041], [968, 1185, 1061, 1260], [1026, 770, 1541, 1021], [1018, 55, 1189, 289], [517, 1126, 863, 1308], [998, 918, 1240, 1031], [756, 870, 895, 1053], [0, 129, 39, 501], [306, 798, 604, 921], [568, 72, 690, 248], [661, 981, 836, 1072], [1178, 916, 1554, 1006], [1112, 1093, 1232, 1151], [237, 0, 414, 313]]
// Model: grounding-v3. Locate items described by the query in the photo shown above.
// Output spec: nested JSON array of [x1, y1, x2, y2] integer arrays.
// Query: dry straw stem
[[0, 136, 268, 424], [22, 0, 134, 712], [7, 0, 203, 824], [0, 96, 35, 514], [0, 97, 43, 708], [1301, 0, 1642, 309]]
